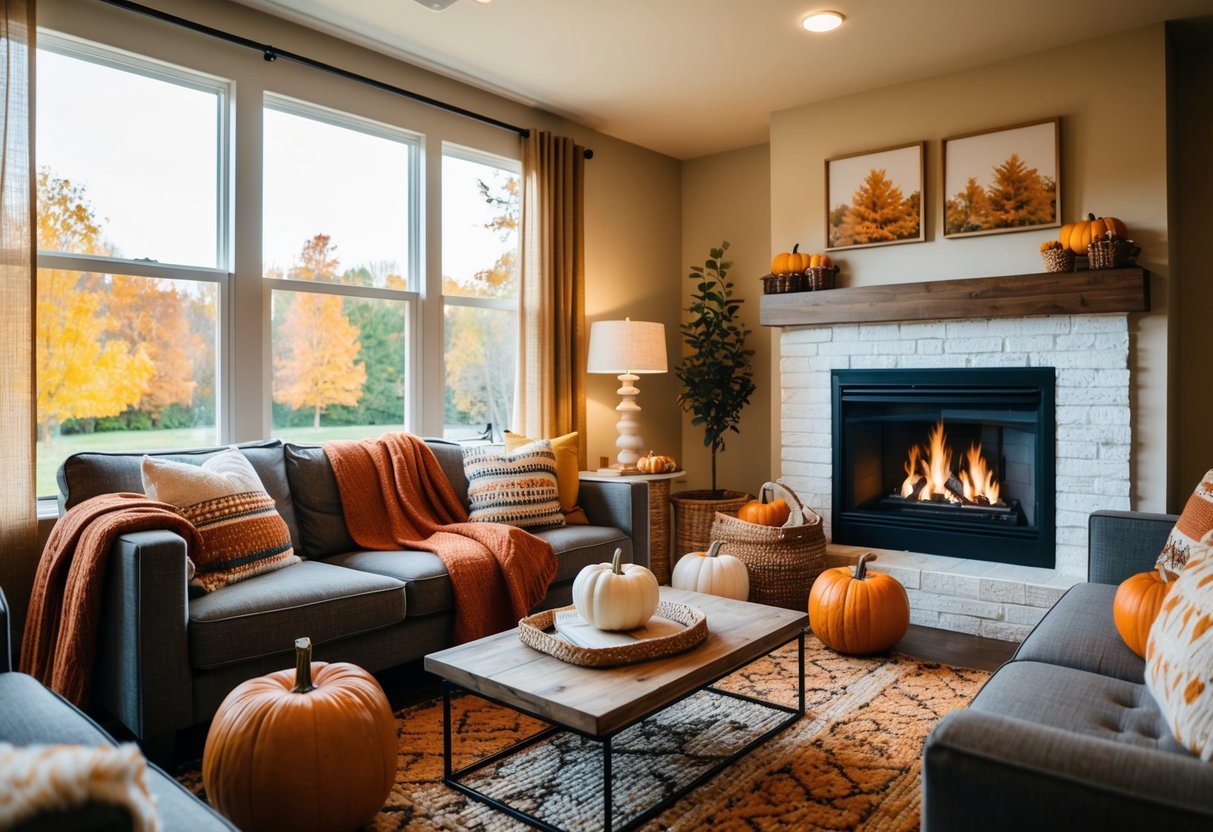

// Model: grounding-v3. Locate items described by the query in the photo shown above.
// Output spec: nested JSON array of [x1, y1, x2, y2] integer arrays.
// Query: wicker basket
[[671, 490, 752, 565], [762, 273, 805, 294], [805, 266, 837, 291], [1087, 238, 1140, 269], [710, 481, 827, 610], [517, 601, 708, 667], [1040, 248, 1074, 273]]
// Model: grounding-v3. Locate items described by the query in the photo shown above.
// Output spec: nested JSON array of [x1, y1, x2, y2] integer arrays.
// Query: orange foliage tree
[[272, 235, 367, 428], [836, 168, 919, 246], [945, 176, 992, 235], [983, 153, 1055, 228], [35, 170, 154, 445]]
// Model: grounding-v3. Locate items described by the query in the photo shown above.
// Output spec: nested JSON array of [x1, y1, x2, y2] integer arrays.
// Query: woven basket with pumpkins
[[764, 245, 836, 294], [1058, 213, 1140, 270]]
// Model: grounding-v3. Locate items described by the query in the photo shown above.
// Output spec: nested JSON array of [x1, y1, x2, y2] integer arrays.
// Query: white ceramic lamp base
[[598, 372, 645, 474]]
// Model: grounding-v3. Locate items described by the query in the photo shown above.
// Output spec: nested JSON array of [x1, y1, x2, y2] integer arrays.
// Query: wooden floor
[[892, 623, 1017, 672]]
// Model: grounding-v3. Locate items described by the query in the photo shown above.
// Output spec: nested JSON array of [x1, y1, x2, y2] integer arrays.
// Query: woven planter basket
[[1040, 248, 1074, 273], [710, 481, 826, 610], [805, 266, 838, 291], [671, 490, 752, 565], [762, 273, 805, 294]]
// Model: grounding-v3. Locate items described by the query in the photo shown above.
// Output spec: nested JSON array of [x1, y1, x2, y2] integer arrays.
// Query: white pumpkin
[[572, 547, 659, 631], [671, 540, 749, 601]]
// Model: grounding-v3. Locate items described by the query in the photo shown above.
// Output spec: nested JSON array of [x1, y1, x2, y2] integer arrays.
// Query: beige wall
[[770, 24, 1172, 512], [678, 144, 772, 497]]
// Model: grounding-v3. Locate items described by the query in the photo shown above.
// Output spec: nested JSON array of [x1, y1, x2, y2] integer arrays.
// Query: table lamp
[[587, 318, 668, 474]]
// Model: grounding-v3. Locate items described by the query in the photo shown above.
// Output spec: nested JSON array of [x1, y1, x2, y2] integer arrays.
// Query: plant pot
[[670, 489, 752, 568]]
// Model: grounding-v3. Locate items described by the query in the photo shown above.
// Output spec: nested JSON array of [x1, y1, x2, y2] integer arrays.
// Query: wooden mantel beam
[[759, 267, 1150, 328]]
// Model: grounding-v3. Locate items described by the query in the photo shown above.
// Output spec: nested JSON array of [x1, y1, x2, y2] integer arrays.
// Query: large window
[[263, 98, 418, 443], [34, 36, 227, 497], [32, 32, 523, 501], [442, 148, 520, 440]]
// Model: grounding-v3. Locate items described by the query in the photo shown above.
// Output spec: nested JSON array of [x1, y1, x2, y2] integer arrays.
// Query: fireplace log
[[945, 475, 970, 504]]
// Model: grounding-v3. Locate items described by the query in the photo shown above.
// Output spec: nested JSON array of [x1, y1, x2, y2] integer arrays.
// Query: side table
[[579, 470, 684, 584]]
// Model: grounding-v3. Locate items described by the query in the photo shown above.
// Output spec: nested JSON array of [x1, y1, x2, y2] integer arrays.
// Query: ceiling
[[231, 0, 1213, 159]]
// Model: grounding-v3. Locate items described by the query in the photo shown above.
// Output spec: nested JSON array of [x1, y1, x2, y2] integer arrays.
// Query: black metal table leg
[[603, 735, 613, 832]]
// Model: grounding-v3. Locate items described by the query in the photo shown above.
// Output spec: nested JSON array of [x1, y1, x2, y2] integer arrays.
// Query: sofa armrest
[[0, 585, 10, 673], [1088, 510, 1178, 585], [577, 480, 651, 569], [923, 709, 1213, 831], [94, 530, 195, 741]]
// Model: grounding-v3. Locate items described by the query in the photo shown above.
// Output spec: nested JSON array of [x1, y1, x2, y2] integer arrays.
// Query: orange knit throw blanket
[[21, 493, 202, 708], [324, 433, 557, 644]]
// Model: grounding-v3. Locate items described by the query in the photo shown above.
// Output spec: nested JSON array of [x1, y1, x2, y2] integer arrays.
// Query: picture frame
[[826, 141, 925, 251], [942, 117, 1060, 238]]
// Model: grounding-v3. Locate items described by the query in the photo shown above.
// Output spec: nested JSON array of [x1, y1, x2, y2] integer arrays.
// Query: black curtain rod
[[98, 0, 594, 158]]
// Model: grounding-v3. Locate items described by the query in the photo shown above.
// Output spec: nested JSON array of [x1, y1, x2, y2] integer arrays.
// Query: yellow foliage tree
[[107, 276, 202, 425], [273, 235, 367, 428], [984, 153, 1055, 228], [35, 170, 154, 445], [945, 176, 992, 235], [838, 168, 919, 245]]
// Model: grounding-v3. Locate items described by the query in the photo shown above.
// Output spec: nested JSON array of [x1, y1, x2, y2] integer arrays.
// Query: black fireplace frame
[[831, 367, 1055, 568]]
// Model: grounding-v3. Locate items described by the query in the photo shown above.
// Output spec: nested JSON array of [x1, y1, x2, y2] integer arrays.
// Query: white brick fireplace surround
[[780, 313, 1133, 642]]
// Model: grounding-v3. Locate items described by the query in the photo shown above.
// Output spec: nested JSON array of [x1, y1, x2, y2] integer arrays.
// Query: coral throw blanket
[[324, 433, 557, 644], [21, 493, 202, 708]]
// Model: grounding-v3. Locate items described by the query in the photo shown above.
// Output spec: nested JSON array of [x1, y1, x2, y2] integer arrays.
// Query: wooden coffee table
[[424, 587, 808, 832]]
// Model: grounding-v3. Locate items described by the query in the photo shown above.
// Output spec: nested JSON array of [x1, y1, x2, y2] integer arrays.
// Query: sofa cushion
[[188, 561, 406, 669], [57, 440, 302, 555], [1146, 542, 1213, 759], [1012, 582, 1145, 683], [323, 550, 455, 617], [142, 451, 300, 594], [1158, 468, 1213, 572], [533, 525, 632, 584], [426, 440, 471, 507], [970, 660, 1189, 755], [283, 443, 357, 559], [505, 431, 588, 524], [463, 442, 564, 529]]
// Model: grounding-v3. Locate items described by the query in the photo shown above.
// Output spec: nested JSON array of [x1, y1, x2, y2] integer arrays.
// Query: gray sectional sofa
[[0, 587, 236, 830], [55, 438, 649, 744], [923, 509, 1213, 829]]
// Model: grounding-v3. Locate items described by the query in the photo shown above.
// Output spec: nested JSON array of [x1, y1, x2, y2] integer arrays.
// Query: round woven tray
[[517, 601, 708, 668]]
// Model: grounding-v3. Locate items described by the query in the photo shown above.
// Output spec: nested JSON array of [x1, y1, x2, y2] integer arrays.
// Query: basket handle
[[761, 480, 809, 527]]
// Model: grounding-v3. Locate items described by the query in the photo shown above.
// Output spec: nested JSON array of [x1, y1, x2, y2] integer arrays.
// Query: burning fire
[[899, 421, 1001, 506]]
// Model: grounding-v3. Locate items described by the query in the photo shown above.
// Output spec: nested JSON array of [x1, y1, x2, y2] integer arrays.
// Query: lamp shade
[[586, 319, 668, 374]]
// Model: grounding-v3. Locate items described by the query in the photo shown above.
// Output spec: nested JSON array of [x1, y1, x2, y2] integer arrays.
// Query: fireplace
[[831, 368, 1055, 568]]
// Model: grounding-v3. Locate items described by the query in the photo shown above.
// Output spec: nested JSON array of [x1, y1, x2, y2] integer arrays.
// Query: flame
[[898, 421, 1001, 506]]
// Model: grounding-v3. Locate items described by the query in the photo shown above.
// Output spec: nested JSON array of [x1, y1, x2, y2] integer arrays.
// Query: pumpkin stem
[[291, 637, 318, 694], [854, 552, 877, 580], [1087, 212, 1096, 221], [706, 540, 725, 558], [792, 243, 800, 253], [610, 547, 625, 575], [1158, 563, 1170, 584]]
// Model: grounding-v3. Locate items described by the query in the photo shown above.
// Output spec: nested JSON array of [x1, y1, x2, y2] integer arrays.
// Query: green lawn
[[36, 424, 408, 499]]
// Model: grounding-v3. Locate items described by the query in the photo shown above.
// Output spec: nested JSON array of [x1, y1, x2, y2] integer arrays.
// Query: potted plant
[[671, 241, 757, 555]]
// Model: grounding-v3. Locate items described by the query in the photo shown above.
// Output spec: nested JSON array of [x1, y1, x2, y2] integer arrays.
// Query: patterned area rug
[[177, 636, 987, 831]]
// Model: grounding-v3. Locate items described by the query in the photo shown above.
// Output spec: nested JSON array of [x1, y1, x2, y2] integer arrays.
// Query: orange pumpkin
[[203, 638, 397, 832], [1113, 565, 1173, 659], [809, 553, 909, 654], [738, 483, 791, 527], [637, 451, 677, 474], [771, 244, 810, 275], [1059, 213, 1129, 255]]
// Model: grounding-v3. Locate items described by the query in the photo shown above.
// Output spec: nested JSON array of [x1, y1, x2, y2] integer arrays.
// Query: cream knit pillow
[[1145, 530, 1213, 759], [1156, 468, 1213, 572]]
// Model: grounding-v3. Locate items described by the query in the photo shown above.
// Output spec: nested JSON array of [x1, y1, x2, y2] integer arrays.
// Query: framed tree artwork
[[826, 141, 925, 251], [943, 117, 1060, 238]]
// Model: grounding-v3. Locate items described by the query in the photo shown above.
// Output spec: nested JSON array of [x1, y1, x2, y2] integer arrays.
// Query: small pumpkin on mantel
[[1059, 213, 1129, 255]]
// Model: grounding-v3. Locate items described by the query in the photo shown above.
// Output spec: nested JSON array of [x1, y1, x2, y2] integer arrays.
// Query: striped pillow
[[141, 450, 300, 594], [1157, 469, 1213, 572], [1145, 531, 1213, 759], [463, 441, 565, 530]]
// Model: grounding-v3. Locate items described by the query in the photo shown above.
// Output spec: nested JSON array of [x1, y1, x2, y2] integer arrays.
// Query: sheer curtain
[[515, 130, 587, 466], [0, 0, 37, 644]]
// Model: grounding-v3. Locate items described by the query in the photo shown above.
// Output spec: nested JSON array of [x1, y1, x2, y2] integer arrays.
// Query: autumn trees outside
[[945, 152, 1056, 235], [36, 162, 520, 494]]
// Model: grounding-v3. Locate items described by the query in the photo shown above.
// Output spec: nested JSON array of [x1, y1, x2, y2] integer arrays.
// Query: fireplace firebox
[[831, 368, 1055, 568]]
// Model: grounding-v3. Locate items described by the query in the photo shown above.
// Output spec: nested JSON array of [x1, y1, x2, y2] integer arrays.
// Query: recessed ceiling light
[[802, 10, 845, 32]]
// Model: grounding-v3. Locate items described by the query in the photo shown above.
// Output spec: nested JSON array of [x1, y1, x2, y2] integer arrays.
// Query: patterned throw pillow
[[463, 441, 565, 530], [1157, 469, 1213, 572], [1145, 531, 1213, 759], [504, 430, 588, 524], [142, 450, 300, 594]]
